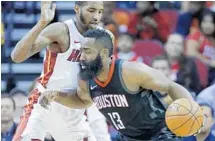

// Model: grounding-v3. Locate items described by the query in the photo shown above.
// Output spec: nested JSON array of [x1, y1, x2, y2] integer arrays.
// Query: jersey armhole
[[118, 60, 140, 94], [50, 22, 71, 57]]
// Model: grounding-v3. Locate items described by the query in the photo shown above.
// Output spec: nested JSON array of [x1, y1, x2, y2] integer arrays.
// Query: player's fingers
[[40, 99, 49, 109], [52, 3, 56, 11], [39, 95, 49, 109]]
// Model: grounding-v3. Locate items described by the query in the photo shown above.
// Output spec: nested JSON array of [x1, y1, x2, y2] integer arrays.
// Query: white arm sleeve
[[86, 104, 111, 141]]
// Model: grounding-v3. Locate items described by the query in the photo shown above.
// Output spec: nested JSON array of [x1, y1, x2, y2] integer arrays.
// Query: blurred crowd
[[1, 1, 215, 141]]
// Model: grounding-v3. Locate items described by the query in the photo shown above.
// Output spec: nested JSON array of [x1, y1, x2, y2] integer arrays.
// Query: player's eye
[[88, 9, 95, 13], [98, 10, 103, 14]]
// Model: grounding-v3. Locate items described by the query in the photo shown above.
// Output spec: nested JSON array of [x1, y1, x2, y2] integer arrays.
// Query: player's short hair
[[83, 29, 113, 57], [75, 1, 87, 7], [1, 94, 16, 110], [151, 55, 171, 68]]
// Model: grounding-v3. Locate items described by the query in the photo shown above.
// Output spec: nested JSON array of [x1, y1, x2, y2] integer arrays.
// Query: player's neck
[[196, 130, 211, 141], [74, 18, 87, 34], [95, 59, 111, 82], [1, 120, 14, 133]]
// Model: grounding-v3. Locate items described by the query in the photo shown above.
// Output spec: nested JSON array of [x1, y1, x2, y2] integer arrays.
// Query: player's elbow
[[11, 51, 23, 63]]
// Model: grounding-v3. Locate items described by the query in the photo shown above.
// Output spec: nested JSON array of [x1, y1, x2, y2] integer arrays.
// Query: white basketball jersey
[[35, 20, 109, 136], [36, 20, 88, 131], [37, 19, 83, 90]]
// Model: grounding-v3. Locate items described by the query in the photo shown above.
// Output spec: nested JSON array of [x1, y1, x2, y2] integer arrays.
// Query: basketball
[[165, 98, 204, 137]]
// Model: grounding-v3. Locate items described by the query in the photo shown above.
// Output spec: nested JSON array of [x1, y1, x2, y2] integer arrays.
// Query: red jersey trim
[[37, 50, 58, 87]]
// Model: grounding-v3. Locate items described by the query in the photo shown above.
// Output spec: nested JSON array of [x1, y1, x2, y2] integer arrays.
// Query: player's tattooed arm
[[11, 22, 68, 63], [123, 61, 193, 101], [11, 2, 69, 63], [11, 1, 56, 63]]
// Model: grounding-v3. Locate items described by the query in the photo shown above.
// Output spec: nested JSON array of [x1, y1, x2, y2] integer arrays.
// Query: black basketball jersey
[[88, 59, 167, 140]]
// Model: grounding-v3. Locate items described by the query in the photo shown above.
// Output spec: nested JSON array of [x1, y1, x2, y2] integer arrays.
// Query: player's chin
[[79, 70, 94, 81], [88, 24, 98, 29]]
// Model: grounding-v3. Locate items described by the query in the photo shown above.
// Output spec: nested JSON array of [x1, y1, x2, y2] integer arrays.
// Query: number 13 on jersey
[[108, 112, 125, 130]]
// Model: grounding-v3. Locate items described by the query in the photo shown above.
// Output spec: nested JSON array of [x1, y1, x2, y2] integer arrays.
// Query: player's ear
[[74, 5, 80, 14], [100, 48, 109, 59]]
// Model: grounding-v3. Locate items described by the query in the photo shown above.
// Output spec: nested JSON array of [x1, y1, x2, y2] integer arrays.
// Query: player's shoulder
[[121, 60, 154, 80], [121, 60, 143, 76], [48, 22, 67, 29], [45, 22, 68, 34], [122, 60, 147, 71]]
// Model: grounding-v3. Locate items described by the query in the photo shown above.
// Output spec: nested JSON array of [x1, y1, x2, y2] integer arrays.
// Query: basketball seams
[[171, 113, 193, 131], [195, 116, 204, 126], [170, 100, 200, 132], [187, 100, 197, 136], [188, 99, 201, 130], [166, 99, 204, 136], [166, 113, 192, 118], [171, 103, 192, 114], [166, 102, 190, 117], [187, 117, 196, 136]]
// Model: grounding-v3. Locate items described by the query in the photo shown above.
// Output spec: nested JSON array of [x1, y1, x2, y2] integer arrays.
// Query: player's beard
[[80, 10, 98, 30], [79, 55, 103, 81]]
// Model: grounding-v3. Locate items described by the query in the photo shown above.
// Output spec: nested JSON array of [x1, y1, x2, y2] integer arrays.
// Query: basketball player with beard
[[11, 2, 111, 141], [39, 29, 198, 141]]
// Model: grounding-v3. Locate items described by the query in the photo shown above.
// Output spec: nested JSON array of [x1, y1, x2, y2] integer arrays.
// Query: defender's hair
[[75, 1, 87, 7]]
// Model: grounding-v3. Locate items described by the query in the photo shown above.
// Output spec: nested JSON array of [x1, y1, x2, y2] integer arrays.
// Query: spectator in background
[[183, 84, 215, 141], [210, 2, 215, 12], [186, 11, 215, 85], [164, 33, 201, 94], [1, 21, 5, 61], [115, 33, 143, 62], [206, 1, 215, 12], [1, 95, 17, 141], [1, 21, 4, 46], [115, 1, 137, 10], [100, 1, 130, 38], [9, 88, 28, 123], [151, 55, 173, 106], [6, 77, 16, 93], [127, 1, 170, 43], [176, 1, 210, 36]]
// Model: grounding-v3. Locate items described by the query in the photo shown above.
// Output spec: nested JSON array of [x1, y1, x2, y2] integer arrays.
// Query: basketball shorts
[[13, 88, 96, 141]]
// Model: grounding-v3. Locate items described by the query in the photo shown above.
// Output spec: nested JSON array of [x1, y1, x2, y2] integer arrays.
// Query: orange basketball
[[165, 98, 204, 137]]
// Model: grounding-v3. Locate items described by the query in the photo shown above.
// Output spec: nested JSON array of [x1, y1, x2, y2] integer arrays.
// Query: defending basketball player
[[11, 2, 111, 141], [39, 29, 204, 141]]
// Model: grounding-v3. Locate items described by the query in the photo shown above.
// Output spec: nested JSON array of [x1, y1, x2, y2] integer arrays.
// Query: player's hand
[[39, 90, 58, 109], [193, 114, 206, 136], [39, 1, 56, 25]]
